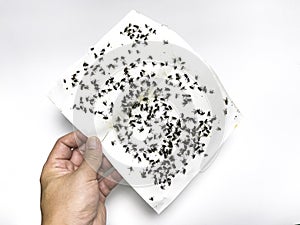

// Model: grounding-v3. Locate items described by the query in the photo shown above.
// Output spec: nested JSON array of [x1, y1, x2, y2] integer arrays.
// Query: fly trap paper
[[49, 10, 241, 214]]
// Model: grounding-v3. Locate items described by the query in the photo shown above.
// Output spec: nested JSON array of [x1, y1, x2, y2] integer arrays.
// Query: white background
[[0, 0, 300, 224]]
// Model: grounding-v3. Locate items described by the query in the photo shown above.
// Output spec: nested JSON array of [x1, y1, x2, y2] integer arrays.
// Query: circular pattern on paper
[[67, 39, 225, 189]]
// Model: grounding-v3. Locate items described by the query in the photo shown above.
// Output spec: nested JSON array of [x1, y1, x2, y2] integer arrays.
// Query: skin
[[40, 131, 122, 225]]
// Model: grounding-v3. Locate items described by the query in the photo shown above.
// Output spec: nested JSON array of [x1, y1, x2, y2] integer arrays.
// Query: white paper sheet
[[49, 10, 240, 213]]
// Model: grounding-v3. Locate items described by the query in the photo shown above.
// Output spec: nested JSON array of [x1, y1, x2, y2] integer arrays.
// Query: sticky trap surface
[[49, 10, 240, 213]]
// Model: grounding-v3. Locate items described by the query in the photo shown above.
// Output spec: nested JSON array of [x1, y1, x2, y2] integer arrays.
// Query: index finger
[[47, 130, 87, 162]]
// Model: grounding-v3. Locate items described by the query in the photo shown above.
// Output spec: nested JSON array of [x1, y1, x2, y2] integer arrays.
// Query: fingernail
[[86, 136, 99, 150]]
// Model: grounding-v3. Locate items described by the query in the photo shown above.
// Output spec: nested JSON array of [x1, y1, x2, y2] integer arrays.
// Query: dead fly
[[193, 109, 205, 115], [184, 73, 190, 82], [224, 97, 228, 105], [107, 64, 116, 69], [109, 102, 114, 113], [129, 62, 136, 68], [138, 127, 145, 133]]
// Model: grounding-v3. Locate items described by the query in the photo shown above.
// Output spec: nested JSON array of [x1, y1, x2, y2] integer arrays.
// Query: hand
[[40, 131, 122, 225]]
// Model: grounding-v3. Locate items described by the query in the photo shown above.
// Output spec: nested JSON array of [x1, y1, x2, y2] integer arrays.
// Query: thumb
[[78, 136, 102, 180]]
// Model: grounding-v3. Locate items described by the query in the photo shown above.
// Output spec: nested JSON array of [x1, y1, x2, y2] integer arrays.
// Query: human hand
[[40, 131, 122, 225]]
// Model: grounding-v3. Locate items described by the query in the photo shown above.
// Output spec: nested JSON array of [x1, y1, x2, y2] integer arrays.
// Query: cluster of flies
[[64, 22, 223, 195]]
